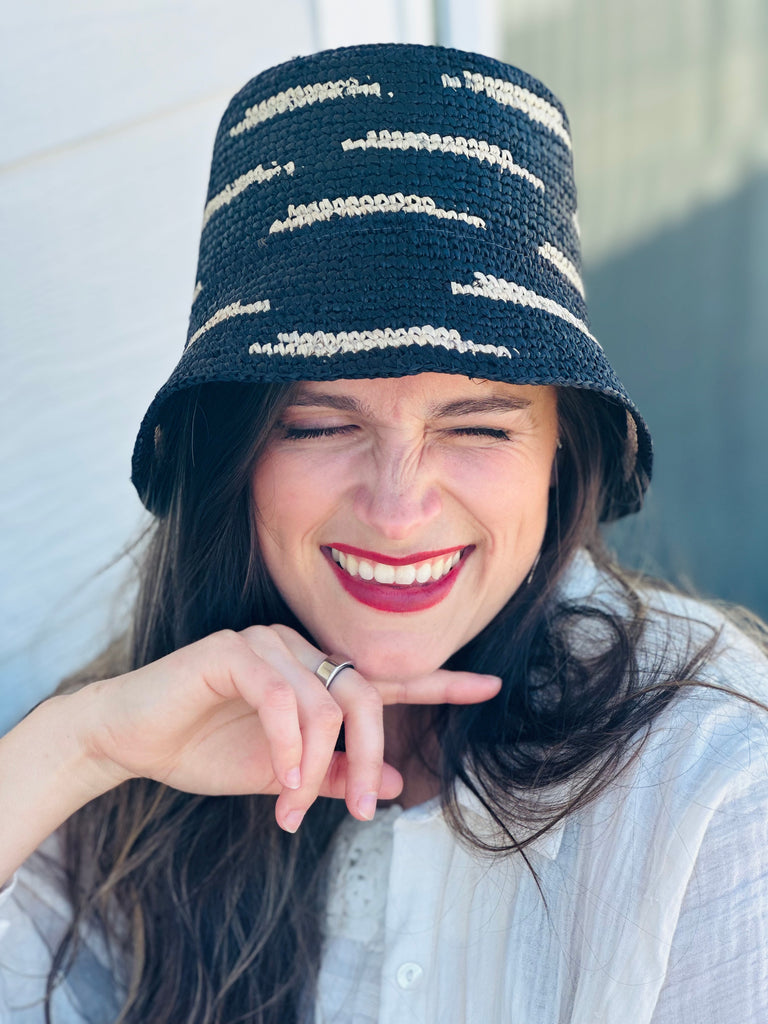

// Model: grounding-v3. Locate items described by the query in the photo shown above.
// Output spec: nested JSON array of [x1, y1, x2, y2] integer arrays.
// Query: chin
[[305, 611, 477, 682], [334, 636, 453, 683]]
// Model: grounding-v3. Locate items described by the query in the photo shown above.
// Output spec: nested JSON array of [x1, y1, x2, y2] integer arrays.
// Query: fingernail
[[357, 793, 378, 820], [282, 809, 305, 833], [285, 767, 301, 790]]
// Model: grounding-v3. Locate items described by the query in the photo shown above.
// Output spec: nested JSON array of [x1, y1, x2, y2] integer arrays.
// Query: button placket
[[379, 812, 445, 1020]]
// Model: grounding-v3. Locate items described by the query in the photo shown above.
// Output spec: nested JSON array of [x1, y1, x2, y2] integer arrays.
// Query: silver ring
[[314, 657, 355, 690]]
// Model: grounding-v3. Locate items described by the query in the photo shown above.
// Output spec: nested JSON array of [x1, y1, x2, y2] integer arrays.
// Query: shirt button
[[396, 962, 424, 989]]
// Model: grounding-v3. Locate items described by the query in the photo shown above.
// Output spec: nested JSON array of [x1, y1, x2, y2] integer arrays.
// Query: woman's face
[[252, 373, 559, 681]]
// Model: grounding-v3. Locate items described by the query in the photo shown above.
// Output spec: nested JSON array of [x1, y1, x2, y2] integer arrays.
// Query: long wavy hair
[[49, 380, 723, 1023]]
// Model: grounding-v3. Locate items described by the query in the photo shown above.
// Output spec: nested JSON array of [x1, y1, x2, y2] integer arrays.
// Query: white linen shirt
[[2, 558, 768, 1023], [315, 695, 768, 1023]]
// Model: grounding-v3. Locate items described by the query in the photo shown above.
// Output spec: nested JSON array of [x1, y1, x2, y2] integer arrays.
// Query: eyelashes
[[450, 427, 511, 440], [280, 425, 358, 440], [278, 424, 512, 441]]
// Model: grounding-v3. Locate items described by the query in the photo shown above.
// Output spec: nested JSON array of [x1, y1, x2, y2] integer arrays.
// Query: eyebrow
[[432, 395, 532, 417], [289, 393, 361, 412], [287, 391, 533, 417]]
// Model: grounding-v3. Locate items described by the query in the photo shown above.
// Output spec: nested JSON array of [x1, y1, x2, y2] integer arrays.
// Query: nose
[[352, 442, 442, 540]]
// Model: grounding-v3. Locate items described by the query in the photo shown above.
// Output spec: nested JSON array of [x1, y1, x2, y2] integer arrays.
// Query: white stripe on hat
[[187, 300, 271, 347], [341, 131, 544, 192], [230, 78, 381, 136], [451, 273, 598, 346], [460, 71, 572, 150], [538, 243, 585, 299], [269, 193, 486, 233], [203, 162, 295, 228], [249, 325, 512, 359]]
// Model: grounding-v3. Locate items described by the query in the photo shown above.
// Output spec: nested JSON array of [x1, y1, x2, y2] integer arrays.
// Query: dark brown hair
[[50, 381, 720, 1023]]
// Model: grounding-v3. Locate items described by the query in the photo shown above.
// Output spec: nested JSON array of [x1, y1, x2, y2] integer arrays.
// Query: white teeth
[[395, 564, 417, 585], [416, 563, 433, 583], [330, 548, 465, 586], [430, 558, 445, 581], [374, 563, 396, 584]]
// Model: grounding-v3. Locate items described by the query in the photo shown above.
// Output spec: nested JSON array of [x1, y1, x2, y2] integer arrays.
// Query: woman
[[1, 43, 766, 1024]]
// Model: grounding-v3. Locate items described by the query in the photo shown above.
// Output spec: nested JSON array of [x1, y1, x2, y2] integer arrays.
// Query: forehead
[[291, 373, 555, 414]]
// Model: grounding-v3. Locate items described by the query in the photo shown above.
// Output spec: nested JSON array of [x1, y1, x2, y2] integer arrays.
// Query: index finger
[[372, 670, 502, 706]]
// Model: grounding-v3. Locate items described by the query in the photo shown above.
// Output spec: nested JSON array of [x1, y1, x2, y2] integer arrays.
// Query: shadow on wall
[[592, 172, 768, 618]]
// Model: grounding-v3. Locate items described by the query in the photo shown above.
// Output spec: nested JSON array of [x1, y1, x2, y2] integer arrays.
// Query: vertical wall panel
[[1, 0, 435, 731], [486, 0, 768, 613], [1, 0, 316, 166], [1, 99, 235, 729]]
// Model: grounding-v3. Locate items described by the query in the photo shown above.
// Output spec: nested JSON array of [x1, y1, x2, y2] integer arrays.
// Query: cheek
[[251, 458, 296, 558], [253, 451, 314, 518], [251, 452, 341, 561], [450, 451, 553, 521]]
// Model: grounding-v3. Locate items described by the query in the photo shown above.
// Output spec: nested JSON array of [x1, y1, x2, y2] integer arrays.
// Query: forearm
[[0, 688, 125, 886]]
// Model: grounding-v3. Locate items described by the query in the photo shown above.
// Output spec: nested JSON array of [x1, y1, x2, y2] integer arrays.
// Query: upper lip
[[325, 543, 466, 566]]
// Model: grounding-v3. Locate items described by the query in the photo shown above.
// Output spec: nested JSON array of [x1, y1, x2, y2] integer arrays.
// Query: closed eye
[[448, 427, 511, 439], [279, 424, 511, 441], [280, 424, 359, 440]]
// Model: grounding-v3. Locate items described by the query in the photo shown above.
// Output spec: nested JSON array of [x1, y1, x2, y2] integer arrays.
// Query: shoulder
[[554, 560, 768, 877], [562, 548, 768, 699], [639, 574, 768, 733], [559, 549, 768, 798]]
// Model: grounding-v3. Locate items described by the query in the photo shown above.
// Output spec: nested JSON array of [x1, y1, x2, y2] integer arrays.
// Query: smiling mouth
[[322, 544, 470, 613], [327, 546, 467, 585]]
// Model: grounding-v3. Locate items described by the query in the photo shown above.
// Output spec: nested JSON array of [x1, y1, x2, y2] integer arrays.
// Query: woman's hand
[[79, 624, 501, 832], [0, 624, 499, 881]]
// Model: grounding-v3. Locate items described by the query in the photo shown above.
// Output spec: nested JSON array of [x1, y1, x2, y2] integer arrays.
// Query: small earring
[[556, 437, 563, 450], [527, 550, 541, 584]]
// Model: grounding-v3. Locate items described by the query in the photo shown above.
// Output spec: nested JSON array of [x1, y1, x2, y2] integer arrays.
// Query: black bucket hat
[[131, 42, 652, 519]]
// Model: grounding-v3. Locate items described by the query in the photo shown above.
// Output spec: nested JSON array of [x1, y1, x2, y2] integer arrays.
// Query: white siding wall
[[0, 0, 434, 730]]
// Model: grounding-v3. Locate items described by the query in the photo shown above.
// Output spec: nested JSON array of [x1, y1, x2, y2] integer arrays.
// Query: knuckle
[[239, 624, 265, 644], [314, 699, 344, 732], [390, 681, 408, 703], [354, 683, 383, 715], [269, 623, 300, 645], [240, 624, 283, 653], [262, 676, 297, 712], [205, 629, 247, 660]]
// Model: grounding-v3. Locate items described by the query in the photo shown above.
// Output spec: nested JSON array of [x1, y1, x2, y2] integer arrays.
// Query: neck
[[381, 706, 441, 809]]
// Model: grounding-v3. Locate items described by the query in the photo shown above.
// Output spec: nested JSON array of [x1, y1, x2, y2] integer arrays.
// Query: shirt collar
[[454, 777, 567, 861], [398, 779, 567, 862]]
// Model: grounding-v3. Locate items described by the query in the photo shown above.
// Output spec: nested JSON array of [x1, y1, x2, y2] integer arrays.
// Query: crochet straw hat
[[131, 42, 652, 519]]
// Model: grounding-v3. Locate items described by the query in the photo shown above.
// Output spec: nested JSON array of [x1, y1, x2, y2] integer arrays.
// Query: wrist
[[43, 685, 135, 798], [0, 687, 127, 885]]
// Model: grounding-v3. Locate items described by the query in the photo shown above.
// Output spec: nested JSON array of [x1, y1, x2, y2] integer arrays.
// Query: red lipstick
[[329, 543, 464, 566], [322, 546, 470, 613]]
